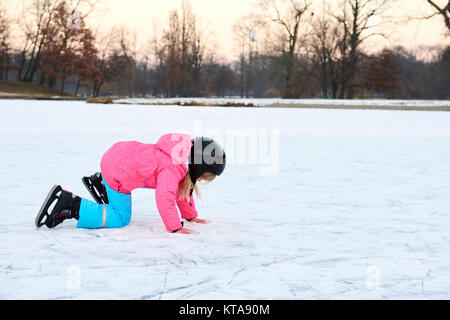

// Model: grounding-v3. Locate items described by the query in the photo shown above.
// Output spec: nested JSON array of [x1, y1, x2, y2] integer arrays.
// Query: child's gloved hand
[[187, 218, 209, 224], [174, 228, 198, 234]]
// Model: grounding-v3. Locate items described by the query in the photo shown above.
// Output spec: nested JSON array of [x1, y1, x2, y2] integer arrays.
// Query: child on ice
[[35, 134, 226, 234]]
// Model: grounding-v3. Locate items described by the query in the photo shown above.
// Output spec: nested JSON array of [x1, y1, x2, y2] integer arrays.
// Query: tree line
[[0, 0, 449, 99]]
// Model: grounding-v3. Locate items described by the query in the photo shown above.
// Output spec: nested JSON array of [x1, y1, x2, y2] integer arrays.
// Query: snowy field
[[1, 99, 450, 300], [116, 97, 450, 108]]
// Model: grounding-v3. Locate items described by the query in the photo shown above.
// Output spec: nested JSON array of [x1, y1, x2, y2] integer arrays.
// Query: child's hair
[[179, 171, 216, 203]]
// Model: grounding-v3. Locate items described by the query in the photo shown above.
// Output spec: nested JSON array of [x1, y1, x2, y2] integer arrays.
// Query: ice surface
[[1, 99, 450, 299]]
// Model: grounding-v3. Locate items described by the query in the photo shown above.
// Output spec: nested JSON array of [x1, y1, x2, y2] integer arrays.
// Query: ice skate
[[82, 172, 109, 204], [36, 185, 81, 229]]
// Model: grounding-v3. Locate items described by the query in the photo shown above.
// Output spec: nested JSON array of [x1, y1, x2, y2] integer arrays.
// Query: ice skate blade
[[82, 176, 104, 204], [35, 185, 63, 228]]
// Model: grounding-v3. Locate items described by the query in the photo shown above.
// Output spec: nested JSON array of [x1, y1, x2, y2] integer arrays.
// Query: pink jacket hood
[[155, 133, 193, 165]]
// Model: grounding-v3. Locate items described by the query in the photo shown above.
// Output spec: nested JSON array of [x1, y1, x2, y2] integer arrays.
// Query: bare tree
[[20, 0, 59, 82], [149, 22, 167, 97], [163, 8, 182, 97], [177, 0, 208, 96], [257, 0, 313, 98], [310, 13, 342, 98], [333, 0, 391, 98], [424, 0, 450, 31], [117, 27, 139, 97], [91, 28, 115, 97], [233, 21, 247, 97], [0, 1, 12, 80], [137, 38, 153, 98], [232, 15, 262, 97], [162, 0, 207, 97], [20, 0, 100, 82]]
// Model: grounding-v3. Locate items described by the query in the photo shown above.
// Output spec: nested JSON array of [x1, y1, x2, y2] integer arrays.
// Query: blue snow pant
[[77, 181, 132, 229]]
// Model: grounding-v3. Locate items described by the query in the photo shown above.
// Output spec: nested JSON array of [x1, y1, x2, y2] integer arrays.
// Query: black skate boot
[[35, 186, 81, 229], [82, 172, 109, 204]]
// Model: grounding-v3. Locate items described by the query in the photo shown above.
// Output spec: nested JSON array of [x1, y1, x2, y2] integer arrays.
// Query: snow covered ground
[[1, 99, 450, 300], [116, 97, 450, 108]]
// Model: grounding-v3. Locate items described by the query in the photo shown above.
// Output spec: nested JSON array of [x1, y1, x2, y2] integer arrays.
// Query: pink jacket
[[100, 133, 198, 232]]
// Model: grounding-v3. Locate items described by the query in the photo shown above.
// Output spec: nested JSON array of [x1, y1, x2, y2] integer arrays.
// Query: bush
[[86, 98, 113, 104], [263, 87, 281, 98]]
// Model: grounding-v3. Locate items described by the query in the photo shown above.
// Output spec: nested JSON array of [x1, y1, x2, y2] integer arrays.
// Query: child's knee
[[119, 213, 131, 227], [105, 216, 129, 228], [104, 206, 131, 228]]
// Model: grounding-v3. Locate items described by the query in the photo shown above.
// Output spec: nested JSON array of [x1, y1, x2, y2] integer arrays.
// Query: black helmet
[[188, 137, 226, 185]]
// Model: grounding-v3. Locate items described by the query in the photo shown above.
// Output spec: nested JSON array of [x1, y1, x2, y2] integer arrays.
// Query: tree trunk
[[321, 56, 328, 98], [5, 54, 10, 80], [23, 40, 38, 82], [240, 54, 245, 98], [17, 52, 26, 81], [48, 77, 56, 88], [74, 78, 81, 96], [60, 68, 66, 94], [247, 48, 253, 98], [24, 35, 46, 83], [142, 62, 148, 97], [94, 80, 104, 97], [284, 51, 295, 98]]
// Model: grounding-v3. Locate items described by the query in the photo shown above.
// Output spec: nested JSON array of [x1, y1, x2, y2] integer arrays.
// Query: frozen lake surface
[[1, 99, 450, 299]]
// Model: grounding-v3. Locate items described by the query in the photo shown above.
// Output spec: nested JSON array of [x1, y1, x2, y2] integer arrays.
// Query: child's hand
[[175, 228, 198, 234], [188, 218, 209, 224]]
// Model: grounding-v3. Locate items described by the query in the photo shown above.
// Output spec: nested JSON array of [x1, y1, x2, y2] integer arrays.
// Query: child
[[35, 134, 226, 234]]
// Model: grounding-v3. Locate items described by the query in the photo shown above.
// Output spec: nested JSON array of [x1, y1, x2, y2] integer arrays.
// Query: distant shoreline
[[264, 104, 450, 112], [0, 94, 84, 101], [113, 99, 450, 112], [1, 95, 450, 111]]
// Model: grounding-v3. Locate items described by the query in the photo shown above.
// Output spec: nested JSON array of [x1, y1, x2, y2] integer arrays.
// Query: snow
[[1, 99, 450, 299], [116, 97, 450, 108]]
